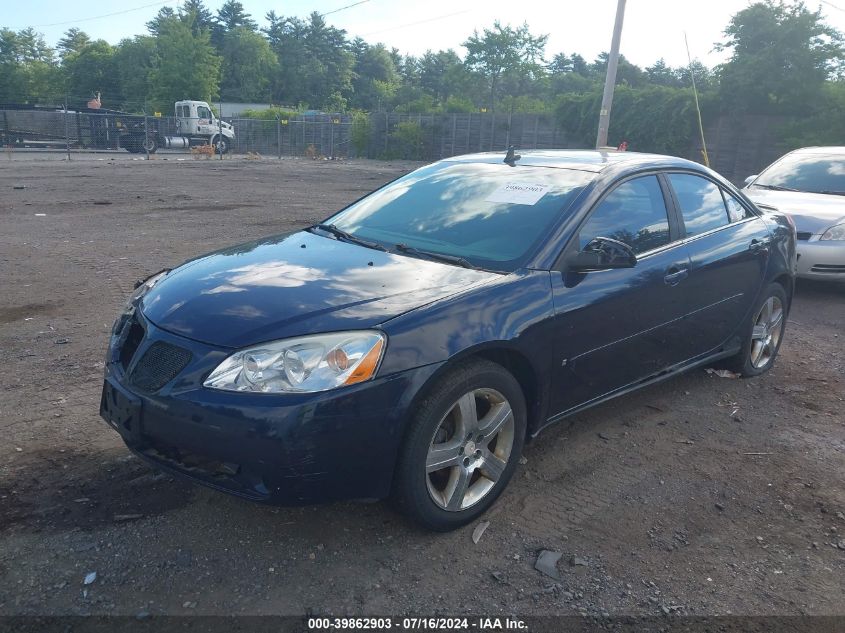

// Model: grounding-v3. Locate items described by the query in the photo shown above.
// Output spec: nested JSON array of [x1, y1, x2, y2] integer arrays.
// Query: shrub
[[350, 111, 371, 157], [389, 120, 425, 160]]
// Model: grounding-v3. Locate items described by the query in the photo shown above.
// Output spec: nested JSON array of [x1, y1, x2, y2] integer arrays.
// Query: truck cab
[[174, 100, 235, 153]]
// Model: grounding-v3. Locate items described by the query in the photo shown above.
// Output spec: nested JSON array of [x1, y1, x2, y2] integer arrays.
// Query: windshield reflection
[[756, 154, 845, 194], [328, 162, 593, 271]]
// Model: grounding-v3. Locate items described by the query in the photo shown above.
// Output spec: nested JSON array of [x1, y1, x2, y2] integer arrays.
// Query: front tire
[[726, 282, 788, 377], [212, 135, 229, 154], [392, 359, 526, 531]]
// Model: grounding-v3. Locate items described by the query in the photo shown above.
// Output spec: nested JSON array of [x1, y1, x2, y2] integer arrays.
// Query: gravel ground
[[0, 154, 843, 617]]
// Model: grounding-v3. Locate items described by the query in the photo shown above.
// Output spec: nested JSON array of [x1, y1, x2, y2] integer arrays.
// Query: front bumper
[[100, 311, 440, 504], [796, 238, 845, 281]]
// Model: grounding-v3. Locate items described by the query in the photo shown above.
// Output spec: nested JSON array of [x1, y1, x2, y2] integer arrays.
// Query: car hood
[[743, 188, 845, 234], [141, 230, 498, 348]]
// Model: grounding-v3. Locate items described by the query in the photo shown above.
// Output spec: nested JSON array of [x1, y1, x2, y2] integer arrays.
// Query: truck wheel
[[142, 136, 158, 154], [212, 135, 229, 155]]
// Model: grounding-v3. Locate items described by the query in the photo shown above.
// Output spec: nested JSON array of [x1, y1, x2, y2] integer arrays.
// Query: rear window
[[327, 162, 593, 272]]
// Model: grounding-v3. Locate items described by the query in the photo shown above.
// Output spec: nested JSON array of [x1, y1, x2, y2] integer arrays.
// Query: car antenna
[[503, 145, 521, 167]]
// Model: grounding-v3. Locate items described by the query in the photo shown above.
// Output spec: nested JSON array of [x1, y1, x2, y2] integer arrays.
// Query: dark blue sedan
[[101, 150, 796, 531]]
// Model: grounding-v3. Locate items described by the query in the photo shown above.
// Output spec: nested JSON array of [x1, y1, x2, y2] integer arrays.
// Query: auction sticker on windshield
[[485, 183, 550, 206]]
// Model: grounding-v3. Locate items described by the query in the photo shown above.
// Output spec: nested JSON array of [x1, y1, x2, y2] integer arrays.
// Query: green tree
[[147, 7, 177, 36], [418, 49, 469, 106], [219, 26, 277, 101], [463, 21, 548, 111], [264, 12, 310, 104], [181, 0, 215, 37], [63, 40, 121, 105], [716, 0, 845, 113], [0, 27, 58, 103], [646, 59, 683, 87], [213, 0, 257, 48], [590, 52, 647, 87], [57, 28, 91, 60], [113, 36, 156, 110], [149, 16, 220, 113], [351, 43, 399, 110]]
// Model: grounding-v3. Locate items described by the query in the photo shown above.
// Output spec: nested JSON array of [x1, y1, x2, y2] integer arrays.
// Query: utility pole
[[218, 99, 224, 161], [595, 0, 627, 149], [64, 93, 70, 161]]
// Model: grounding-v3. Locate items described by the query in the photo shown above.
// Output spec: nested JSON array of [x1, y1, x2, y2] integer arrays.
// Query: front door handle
[[664, 267, 688, 286], [749, 238, 771, 253]]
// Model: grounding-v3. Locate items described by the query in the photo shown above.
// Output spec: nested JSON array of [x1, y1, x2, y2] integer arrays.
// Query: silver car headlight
[[204, 331, 386, 394], [820, 223, 845, 241]]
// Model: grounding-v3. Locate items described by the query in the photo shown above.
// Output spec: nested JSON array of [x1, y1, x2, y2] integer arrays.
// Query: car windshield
[[323, 162, 593, 272], [753, 153, 845, 194]]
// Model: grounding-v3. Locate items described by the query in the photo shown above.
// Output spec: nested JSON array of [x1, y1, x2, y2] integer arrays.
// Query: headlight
[[820, 223, 845, 241], [204, 331, 386, 394]]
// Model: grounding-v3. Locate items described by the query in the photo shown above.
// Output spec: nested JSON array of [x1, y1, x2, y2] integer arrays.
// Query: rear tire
[[724, 282, 788, 377], [142, 135, 158, 154], [391, 359, 526, 532]]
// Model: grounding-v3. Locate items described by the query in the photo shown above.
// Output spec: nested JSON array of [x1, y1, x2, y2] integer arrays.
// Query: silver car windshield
[[753, 154, 845, 194]]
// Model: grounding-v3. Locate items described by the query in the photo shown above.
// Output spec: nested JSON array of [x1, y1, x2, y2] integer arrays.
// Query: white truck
[[121, 100, 236, 154]]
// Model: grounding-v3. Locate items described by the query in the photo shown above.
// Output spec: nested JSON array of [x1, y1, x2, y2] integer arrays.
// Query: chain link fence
[[0, 107, 358, 159], [1, 107, 574, 161]]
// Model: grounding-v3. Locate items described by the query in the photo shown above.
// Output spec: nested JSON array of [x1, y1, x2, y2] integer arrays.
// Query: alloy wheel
[[425, 388, 515, 511], [750, 295, 784, 369]]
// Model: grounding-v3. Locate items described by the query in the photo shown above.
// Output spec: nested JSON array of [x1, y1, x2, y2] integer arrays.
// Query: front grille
[[129, 341, 192, 392], [796, 231, 812, 241], [810, 264, 845, 274], [119, 316, 145, 370]]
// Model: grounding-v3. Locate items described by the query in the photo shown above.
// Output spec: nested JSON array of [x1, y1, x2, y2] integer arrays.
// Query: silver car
[[743, 146, 845, 282]]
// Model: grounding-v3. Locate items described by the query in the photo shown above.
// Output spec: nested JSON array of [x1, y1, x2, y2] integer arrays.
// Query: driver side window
[[197, 106, 211, 120], [579, 175, 671, 255]]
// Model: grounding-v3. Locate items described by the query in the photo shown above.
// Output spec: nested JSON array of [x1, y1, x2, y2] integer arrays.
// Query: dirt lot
[[0, 154, 843, 618]]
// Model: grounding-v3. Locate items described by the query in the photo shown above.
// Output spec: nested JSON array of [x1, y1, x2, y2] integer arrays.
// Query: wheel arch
[[401, 342, 545, 442], [771, 272, 794, 312]]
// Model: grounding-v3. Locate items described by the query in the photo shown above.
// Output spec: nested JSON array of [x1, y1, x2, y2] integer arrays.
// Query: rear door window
[[668, 174, 730, 237], [578, 175, 671, 254]]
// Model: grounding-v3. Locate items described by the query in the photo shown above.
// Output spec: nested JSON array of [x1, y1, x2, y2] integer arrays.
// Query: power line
[[320, 0, 373, 18], [362, 9, 473, 37], [32, 0, 178, 28], [820, 0, 845, 12]]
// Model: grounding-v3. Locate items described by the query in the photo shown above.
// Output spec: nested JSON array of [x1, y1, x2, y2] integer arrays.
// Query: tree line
[[1, 0, 843, 147]]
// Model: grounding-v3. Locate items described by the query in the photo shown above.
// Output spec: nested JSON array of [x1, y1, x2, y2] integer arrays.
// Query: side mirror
[[743, 175, 758, 187], [567, 237, 637, 271]]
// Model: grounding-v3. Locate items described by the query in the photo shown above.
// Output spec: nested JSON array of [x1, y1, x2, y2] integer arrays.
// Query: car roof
[[787, 146, 845, 156], [442, 149, 704, 174]]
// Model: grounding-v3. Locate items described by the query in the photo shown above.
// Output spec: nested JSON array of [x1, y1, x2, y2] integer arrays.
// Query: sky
[[6, 0, 845, 68]]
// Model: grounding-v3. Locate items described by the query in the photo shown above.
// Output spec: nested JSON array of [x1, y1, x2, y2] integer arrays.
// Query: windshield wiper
[[753, 184, 800, 192], [394, 243, 476, 269], [312, 224, 387, 251], [813, 190, 845, 196]]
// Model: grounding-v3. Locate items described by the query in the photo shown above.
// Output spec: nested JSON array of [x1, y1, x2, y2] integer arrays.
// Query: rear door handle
[[664, 267, 688, 286]]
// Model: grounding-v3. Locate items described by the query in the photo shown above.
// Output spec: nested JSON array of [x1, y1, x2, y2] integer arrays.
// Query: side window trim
[[554, 170, 682, 270], [657, 172, 683, 242]]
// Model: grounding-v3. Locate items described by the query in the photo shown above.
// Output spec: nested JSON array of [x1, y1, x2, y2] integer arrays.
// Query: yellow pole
[[685, 33, 709, 168]]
